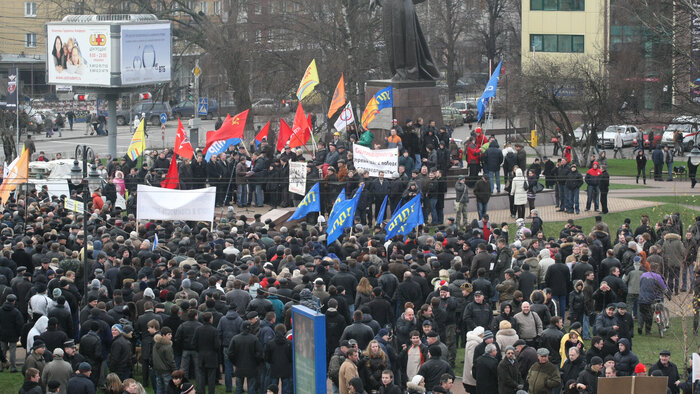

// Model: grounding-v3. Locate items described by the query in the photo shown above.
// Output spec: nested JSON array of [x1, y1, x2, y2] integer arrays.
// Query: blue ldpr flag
[[384, 193, 424, 240], [328, 188, 346, 220], [477, 60, 503, 122], [287, 183, 321, 221], [152, 233, 158, 251], [327, 184, 364, 244], [376, 195, 388, 225], [375, 86, 393, 111]]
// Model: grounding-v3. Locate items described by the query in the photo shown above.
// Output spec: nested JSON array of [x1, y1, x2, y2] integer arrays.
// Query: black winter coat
[[560, 357, 585, 389], [576, 366, 603, 394], [228, 331, 263, 377], [264, 333, 293, 378], [193, 323, 220, 368], [545, 263, 572, 296], [417, 358, 453, 389], [173, 320, 202, 352], [0, 302, 23, 342], [473, 353, 499, 394], [65, 373, 96, 394], [107, 335, 131, 375]]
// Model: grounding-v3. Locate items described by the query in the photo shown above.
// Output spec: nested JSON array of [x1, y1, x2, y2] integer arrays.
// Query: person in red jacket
[[466, 137, 482, 185], [92, 189, 104, 211]]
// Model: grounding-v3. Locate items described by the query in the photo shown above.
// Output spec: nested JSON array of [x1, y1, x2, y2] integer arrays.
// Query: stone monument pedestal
[[365, 79, 443, 135]]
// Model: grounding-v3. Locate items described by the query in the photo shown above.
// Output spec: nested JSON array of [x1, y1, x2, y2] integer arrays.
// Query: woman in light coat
[[495, 320, 519, 357], [510, 168, 528, 219], [462, 326, 484, 392]]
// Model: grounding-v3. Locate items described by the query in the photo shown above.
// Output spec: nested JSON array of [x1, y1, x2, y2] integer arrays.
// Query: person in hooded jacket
[[613, 338, 638, 376], [585, 161, 602, 212], [462, 326, 483, 392], [565, 163, 583, 214]]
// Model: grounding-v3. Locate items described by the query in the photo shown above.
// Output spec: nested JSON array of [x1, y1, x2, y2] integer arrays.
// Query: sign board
[[289, 161, 307, 196], [693, 353, 700, 382], [136, 185, 216, 222], [120, 24, 172, 85], [46, 20, 172, 87], [64, 198, 84, 213], [352, 143, 399, 178], [47, 24, 112, 86], [596, 376, 669, 394], [193, 65, 201, 76], [198, 98, 208, 116], [292, 305, 326, 394], [56, 85, 72, 93], [160, 113, 167, 124]]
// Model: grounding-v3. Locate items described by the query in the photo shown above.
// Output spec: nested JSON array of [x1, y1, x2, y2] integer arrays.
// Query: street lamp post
[[70, 145, 100, 299]]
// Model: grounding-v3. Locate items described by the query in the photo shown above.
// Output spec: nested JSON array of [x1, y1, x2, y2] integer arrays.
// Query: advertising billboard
[[47, 24, 112, 86], [120, 24, 172, 85]]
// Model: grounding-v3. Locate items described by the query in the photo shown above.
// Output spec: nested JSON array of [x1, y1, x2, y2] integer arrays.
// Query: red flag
[[160, 155, 180, 189], [174, 119, 194, 159], [204, 110, 249, 152], [255, 121, 270, 146], [277, 118, 293, 152], [289, 103, 310, 149]]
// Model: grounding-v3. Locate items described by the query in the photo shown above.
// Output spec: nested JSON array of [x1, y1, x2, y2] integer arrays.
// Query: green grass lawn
[[633, 195, 700, 206], [539, 203, 700, 239], [538, 178, 647, 191], [574, 158, 688, 178]]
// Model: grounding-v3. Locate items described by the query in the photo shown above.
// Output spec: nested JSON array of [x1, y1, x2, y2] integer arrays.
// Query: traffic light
[[139, 92, 152, 100], [187, 83, 194, 99], [74, 94, 89, 101]]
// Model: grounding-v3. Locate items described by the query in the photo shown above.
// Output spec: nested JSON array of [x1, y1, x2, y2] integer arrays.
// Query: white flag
[[2, 162, 8, 179], [334, 101, 355, 132]]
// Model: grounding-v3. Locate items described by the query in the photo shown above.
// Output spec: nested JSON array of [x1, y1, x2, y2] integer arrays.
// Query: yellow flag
[[127, 119, 146, 160], [297, 59, 319, 101], [0, 146, 29, 203]]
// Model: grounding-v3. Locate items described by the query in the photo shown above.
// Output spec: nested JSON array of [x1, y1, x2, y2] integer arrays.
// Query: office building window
[[26, 33, 37, 48], [214, 1, 221, 15], [530, 34, 584, 52], [24, 2, 37, 17], [531, 0, 584, 11], [200, 1, 208, 14]]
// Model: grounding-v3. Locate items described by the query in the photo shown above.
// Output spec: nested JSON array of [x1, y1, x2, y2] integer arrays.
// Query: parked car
[[441, 107, 464, 128], [597, 125, 639, 148], [632, 132, 662, 149], [116, 102, 172, 126], [252, 98, 293, 115], [171, 99, 218, 120], [661, 116, 700, 151], [450, 100, 477, 122]]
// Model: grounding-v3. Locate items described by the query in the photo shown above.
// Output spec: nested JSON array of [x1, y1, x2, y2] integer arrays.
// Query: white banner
[[289, 161, 307, 196], [120, 23, 172, 85], [137, 185, 216, 222], [47, 24, 112, 86], [352, 144, 399, 178]]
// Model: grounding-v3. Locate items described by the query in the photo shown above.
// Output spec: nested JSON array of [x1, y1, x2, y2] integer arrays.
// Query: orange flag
[[327, 73, 346, 118], [289, 102, 311, 149], [174, 119, 194, 160], [276, 118, 293, 152], [160, 155, 180, 189]]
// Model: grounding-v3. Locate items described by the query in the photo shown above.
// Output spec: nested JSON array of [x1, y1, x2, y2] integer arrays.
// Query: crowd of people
[[0, 122, 698, 394]]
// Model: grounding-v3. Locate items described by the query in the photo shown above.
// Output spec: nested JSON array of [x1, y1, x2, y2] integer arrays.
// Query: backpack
[[327, 353, 346, 385]]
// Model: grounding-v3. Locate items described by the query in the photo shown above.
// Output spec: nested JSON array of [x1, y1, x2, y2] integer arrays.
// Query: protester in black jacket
[[228, 321, 263, 393], [0, 294, 23, 371], [193, 312, 220, 394], [107, 324, 132, 380], [560, 347, 586, 390], [473, 344, 500, 394], [576, 357, 604, 394], [264, 324, 293, 392]]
